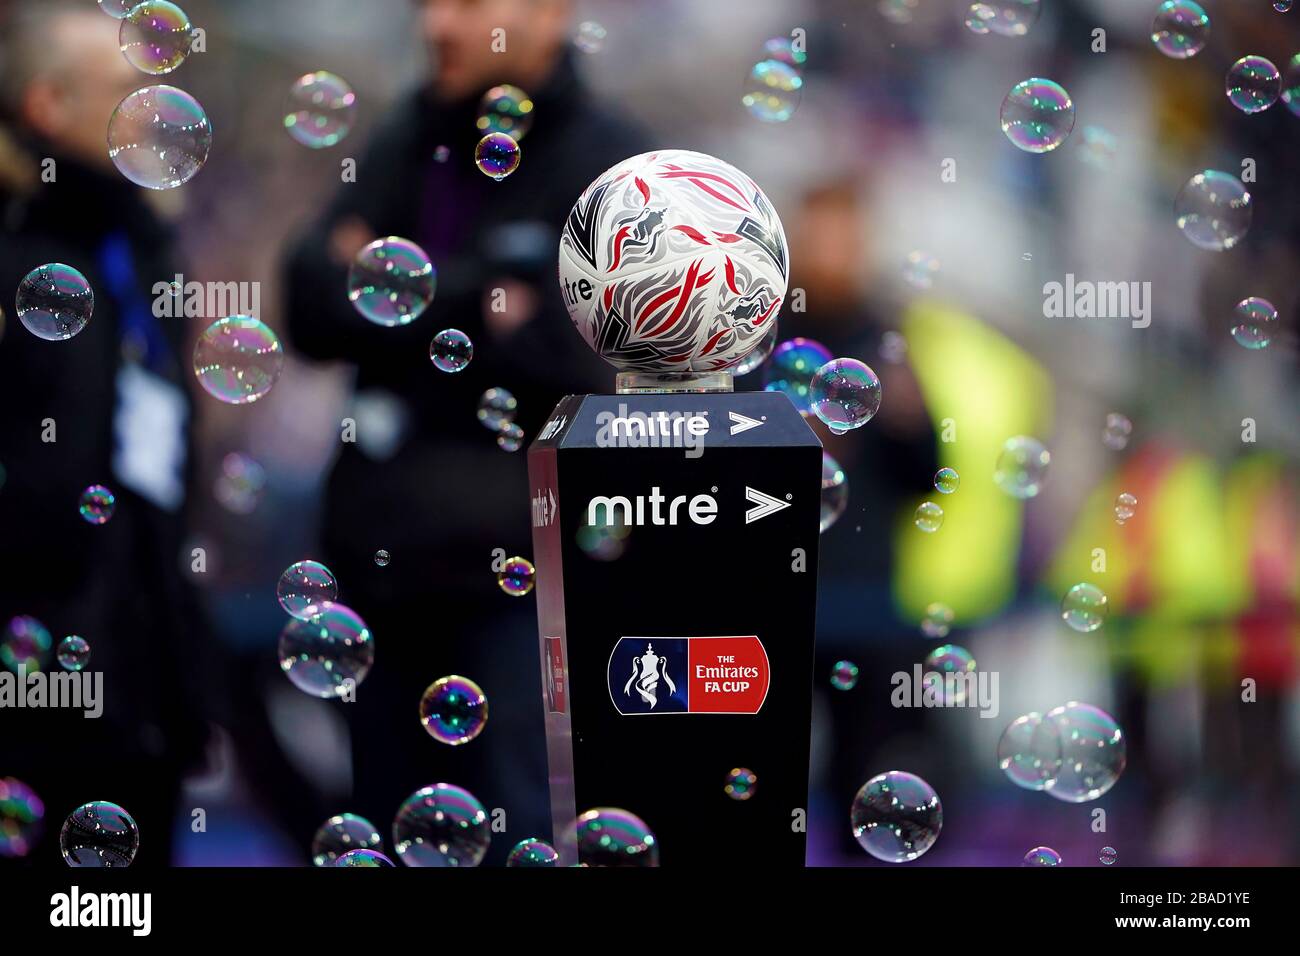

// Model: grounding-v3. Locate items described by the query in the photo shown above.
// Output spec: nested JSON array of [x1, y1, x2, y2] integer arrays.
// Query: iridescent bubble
[[276, 560, 338, 620], [475, 132, 521, 180], [79, 485, 117, 525], [879, 0, 919, 24], [924, 644, 976, 703], [373, 549, 390, 567], [965, 8, 992, 33], [57, 635, 91, 672], [725, 768, 758, 801], [497, 422, 525, 452], [193, 316, 284, 404], [507, 839, 558, 867], [277, 602, 374, 698], [1175, 170, 1252, 252], [1102, 413, 1132, 451], [119, 1, 193, 75], [1151, 0, 1210, 59], [994, 436, 1051, 499], [1077, 125, 1118, 171], [98, 0, 135, 18], [902, 250, 939, 290], [15, 263, 93, 341], [1282, 55, 1300, 116], [851, 771, 942, 863], [333, 848, 393, 867], [879, 330, 909, 365], [730, 322, 778, 377], [0, 778, 44, 859], [214, 452, 266, 514], [60, 801, 139, 867], [577, 516, 630, 562], [1061, 582, 1108, 633], [393, 783, 490, 867], [1226, 56, 1281, 114], [1024, 846, 1062, 866], [1000, 78, 1074, 153], [434, 144, 450, 163], [742, 60, 802, 123], [921, 602, 954, 639], [476, 85, 533, 140], [763, 36, 807, 71], [284, 71, 356, 148], [914, 501, 944, 533], [1278, 0, 1294, 10], [1100, 845, 1117, 865], [419, 675, 488, 746], [820, 450, 849, 533], [1044, 702, 1126, 803], [311, 813, 382, 866], [108, 85, 211, 189], [573, 808, 658, 867], [997, 711, 1064, 791], [934, 467, 960, 494], [970, 0, 1040, 36], [497, 556, 535, 596], [764, 337, 833, 414], [811, 358, 882, 433], [1114, 492, 1137, 525], [477, 387, 518, 431], [348, 237, 437, 327], [430, 328, 473, 372], [1231, 297, 1278, 350], [1, 616, 52, 673], [830, 660, 859, 691], [575, 21, 607, 54]]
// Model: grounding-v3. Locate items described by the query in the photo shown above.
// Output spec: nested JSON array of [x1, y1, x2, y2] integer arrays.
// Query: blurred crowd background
[[1, 0, 1298, 867]]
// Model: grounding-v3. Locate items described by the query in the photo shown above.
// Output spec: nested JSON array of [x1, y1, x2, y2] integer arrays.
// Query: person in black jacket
[[283, 0, 652, 862]]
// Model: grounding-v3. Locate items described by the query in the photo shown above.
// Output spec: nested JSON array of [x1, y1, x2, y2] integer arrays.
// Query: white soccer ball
[[558, 149, 788, 373]]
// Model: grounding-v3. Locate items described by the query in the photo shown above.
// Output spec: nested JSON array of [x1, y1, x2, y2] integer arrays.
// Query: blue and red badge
[[607, 636, 769, 715]]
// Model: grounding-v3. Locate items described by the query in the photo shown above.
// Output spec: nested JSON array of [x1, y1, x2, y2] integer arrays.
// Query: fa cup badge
[[624, 642, 677, 709]]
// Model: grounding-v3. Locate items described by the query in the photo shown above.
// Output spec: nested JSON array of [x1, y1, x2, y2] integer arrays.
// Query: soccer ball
[[558, 149, 788, 373]]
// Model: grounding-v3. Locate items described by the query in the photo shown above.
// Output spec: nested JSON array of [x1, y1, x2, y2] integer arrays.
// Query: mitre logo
[[586, 486, 718, 527], [607, 636, 770, 715]]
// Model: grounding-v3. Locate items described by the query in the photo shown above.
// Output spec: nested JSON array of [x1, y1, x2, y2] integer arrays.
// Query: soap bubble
[[1100, 846, 1118, 865], [725, 768, 758, 801], [1151, 0, 1210, 59], [1000, 78, 1074, 153], [730, 322, 778, 377], [967, 0, 1040, 36], [497, 556, 535, 596], [934, 467, 960, 494], [914, 501, 944, 533], [1114, 492, 1137, 525], [477, 387, 517, 431], [1102, 413, 1132, 450], [572, 808, 658, 867], [311, 813, 381, 866], [475, 132, 520, 180], [476, 85, 533, 140], [497, 422, 525, 452], [507, 838, 559, 866], [830, 660, 859, 691], [811, 358, 882, 433], [1044, 702, 1126, 802], [119, 1, 193, 75], [419, 675, 488, 745], [820, 451, 848, 532], [879, 0, 919, 24], [879, 330, 908, 365], [214, 452, 266, 514], [1231, 297, 1278, 350], [921, 602, 954, 639], [1024, 846, 1062, 866], [762, 36, 807, 71], [276, 560, 338, 619], [851, 771, 942, 863], [98, 0, 135, 18], [742, 59, 802, 122], [997, 712, 1063, 790], [278, 602, 374, 698], [2, 616, 52, 673], [575, 21, 607, 54], [0, 778, 44, 859], [1282, 55, 1300, 116], [1175, 170, 1252, 252], [924, 644, 976, 703], [434, 144, 450, 162], [60, 801, 139, 867], [373, 549, 390, 567], [348, 237, 436, 327], [1226, 56, 1281, 114], [1278, 0, 1294, 10], [284, 71, 356, 148], [1077, 125, 1118, 171], [57, 636, 91, 672], [108, 85, 211, 189], [79, 485, 117, 525], [430, 328, 473, 372], [15, 263, 93, 341], [1061, 583, 1108, 633], [994, 436, 1051, 499], [392, 783, 489, 867], [193, 316, 284, 404], [334, 848, 393, 866], [902, 250, 939, 290], [764, 338, 833, 414]]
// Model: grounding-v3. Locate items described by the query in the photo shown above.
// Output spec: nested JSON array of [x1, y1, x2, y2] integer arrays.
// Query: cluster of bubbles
[[60, 801, 140, 867], [1, 615, 52, 672], [851, 771, 942, 863], [284, 71, 356, 149], [820, 450, 849, 532], [348, 237, 437, 327], [16, 263, 94, 341], [473, 85, 528, 180], [108, 84, 212, 190], [192, 316, 284, 404], [277, 601, 375, 698], [998, 703, 1126, 801], [1175, 170, 1252, 252], [966, 0, 1040, 36], [430, 328, 474, 373], [1114, 492, 1138, 525], [497, 556, 536, 596], [742, 36, 805, 123], [79, 485, 117, 525], [311, 813, 382, 866], [0, 778, 44, 859], [57, 635, 92, 672], [830, 659, 859, 691], [764, 337, 832, 415], [419, 675, 489, 746], [994, 435, 1051, 499], [810, 358, 882, 433], [724, 768, 758, 801], [1231, 297, 1278, 350], [1061, 582, 1108, 632], [1000, 78, 1075, 153], [507, 838, 559, 866]]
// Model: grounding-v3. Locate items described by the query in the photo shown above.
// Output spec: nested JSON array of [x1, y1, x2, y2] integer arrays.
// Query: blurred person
[[283, 0, 651, 861], [0, 1, 216, 866]]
